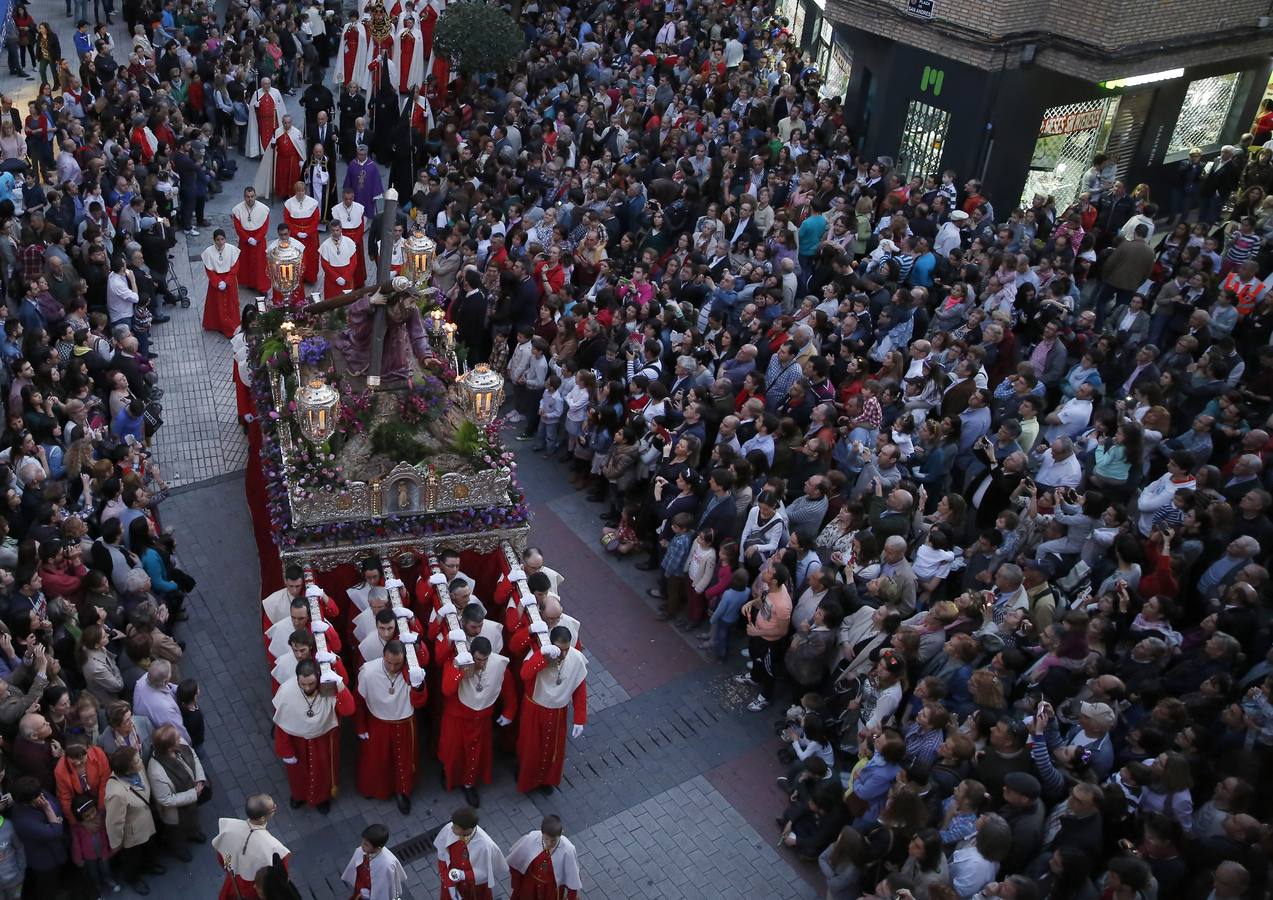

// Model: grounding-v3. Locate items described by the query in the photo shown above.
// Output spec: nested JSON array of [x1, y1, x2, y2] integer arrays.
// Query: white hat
[[950, 210, 969, 222]]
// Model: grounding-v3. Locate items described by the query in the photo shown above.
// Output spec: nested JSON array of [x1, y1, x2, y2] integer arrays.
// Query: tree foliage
[[433, 1, 523, 77]]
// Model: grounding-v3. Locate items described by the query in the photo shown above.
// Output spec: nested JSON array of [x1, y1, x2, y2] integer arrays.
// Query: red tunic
[[320, 251, 358, 299], [346, 220, 368, 288], [283, 203, 321, 284], [438, 842, 494, 900], [273, 132, 304, 203], [273, 687, 355, 806], [515, 654, 587, 793], [233, 209, 271, 293], [397, 31, 416, 94], [438, 660, 517, 789], [510, 849, 578, 900], [354, 681, 428, 799], [202, 263, 240, 338], [419, 4, 438, 56], [351, 854, 371, 899], [256, 94, 278, 154], [342, 26, 361, 84]]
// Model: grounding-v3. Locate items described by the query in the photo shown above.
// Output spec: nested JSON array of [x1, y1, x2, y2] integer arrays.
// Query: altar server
[[272, 660, 354, 813], [516, 628, 586, 795], [355, 640, 428, 814], [438, 635, 515, 809], [507, 816, 583, 900]]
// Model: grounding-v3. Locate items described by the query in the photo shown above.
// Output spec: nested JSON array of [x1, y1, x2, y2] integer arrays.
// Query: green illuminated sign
[[921, 65, 944, 97]]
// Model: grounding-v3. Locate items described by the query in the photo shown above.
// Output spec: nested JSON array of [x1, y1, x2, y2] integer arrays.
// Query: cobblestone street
[[0, 10, 818, 895]]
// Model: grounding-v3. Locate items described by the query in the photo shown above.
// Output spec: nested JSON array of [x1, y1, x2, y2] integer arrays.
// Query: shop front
[[820, 22, 1272, 214]]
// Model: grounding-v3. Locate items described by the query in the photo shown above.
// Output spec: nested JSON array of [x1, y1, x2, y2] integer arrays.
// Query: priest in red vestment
[[355, 640, 428, 814], [506, 816, 583, 900], [212, 795, 290, 900], [434, 807, 507, 900], [246, 78, 286, 160], [282, 183, 321, 284], [516, 629, 587, 795], [330, 190, 368, 289], [272, 660, 354, 813], [260, 115, 307, 201], [232, 187, 271, 293], [319, 222, 359, 299], [438, 636, 516, 809], [201, 229, 241, 338]]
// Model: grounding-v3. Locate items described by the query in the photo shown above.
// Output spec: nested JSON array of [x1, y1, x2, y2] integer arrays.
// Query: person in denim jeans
[[530, 373, 563, 454], [704, 569, 749, 661]]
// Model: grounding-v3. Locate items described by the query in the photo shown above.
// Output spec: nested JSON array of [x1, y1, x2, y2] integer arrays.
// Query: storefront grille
[[1168, 73, 1240, 155], [1020, 99, 1112, 209], [896, 99, 950, 182], [821, 41, 852, 101]]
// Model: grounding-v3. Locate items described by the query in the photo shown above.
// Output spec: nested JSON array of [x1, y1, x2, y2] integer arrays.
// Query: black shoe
[[586, 493, 606, 502], [197, 219, 212, 227], [131, 879, 150, 895], [189, 831, 207, 843], [289, 798, 304, 809], [152, 312, 172, 324], [395, 793, 411, 815], [316, 800, 331, 815], [169, 845, 192, 862], [146, 351, 159, 359], [635, 562, 658, 571], [463, 785, 480, 808], [600, 516, 619, 526], [145, 863, 165, 875], [537, 785, 555, 796]]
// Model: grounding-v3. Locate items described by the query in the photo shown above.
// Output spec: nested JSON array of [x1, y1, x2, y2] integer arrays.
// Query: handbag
[[143, 400, 163, 436]]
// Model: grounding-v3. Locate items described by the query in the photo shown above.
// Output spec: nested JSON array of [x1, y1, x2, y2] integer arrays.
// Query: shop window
[[776, 0, 799, 27], [896, 100, 950, 182], [1167, 73, 1241, 157], [1020, 99, 1114, 209], [792, 0, 806, 48]]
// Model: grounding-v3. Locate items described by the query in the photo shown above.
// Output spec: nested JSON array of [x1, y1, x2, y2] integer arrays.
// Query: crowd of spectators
[[3, 0, 1273, 894]]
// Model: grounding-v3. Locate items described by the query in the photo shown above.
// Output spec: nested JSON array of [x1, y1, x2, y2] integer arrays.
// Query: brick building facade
[[792, 0, 1273, 209]]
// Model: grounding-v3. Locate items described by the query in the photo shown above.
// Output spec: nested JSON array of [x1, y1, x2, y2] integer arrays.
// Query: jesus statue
[[334, 277, 442, 383]]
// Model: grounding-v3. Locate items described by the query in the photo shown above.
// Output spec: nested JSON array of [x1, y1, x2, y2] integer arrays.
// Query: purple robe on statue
[[335, 294, 437, 381], [343, 158, 385, 212]]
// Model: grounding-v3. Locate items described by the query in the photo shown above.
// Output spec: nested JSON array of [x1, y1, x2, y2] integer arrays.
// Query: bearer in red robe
[[432, 600, 504, 666], [271, 631, 347, 695], [438, 635, 516, 809], [506, 816, 583, 900], [346, 557, 383, 614], [232, 187, 271, 293], [129, 116, 159, 165], [266, 596, 342, 660], [357, 609, 426, 664], [433, 806, 507, 900], [419, 0, 439, 56], [282, 182, 321, 285], [413, 549, 474, 618], [201, 229, 241, 338], [516, 628, 587, 795], [335, 12, 368, 90], [272, 660, 354, 813], [355, 640, 428, 814], [212, 794, 290, 900], [270, 115, 307, 202], [330, 189, 368, 288], [319, 221, 359, 299], [261, 566, 338, 632]]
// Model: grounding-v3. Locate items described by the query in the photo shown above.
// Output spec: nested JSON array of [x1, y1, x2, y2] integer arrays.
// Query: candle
[[317, 409, 326, 430]]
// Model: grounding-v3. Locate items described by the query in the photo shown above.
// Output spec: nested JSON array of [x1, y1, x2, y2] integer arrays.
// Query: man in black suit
[[311, 109, 338, 161], [343, 115, 371, 165], [697, 468, 739, 544], [126, 248, 170, 323]]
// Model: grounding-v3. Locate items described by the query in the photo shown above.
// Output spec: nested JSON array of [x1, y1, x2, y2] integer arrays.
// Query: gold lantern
[[295, 376, 340, 443], [401, 227, 436, 284], [460, 363, 504, 425], [267, 237, 304, 298]]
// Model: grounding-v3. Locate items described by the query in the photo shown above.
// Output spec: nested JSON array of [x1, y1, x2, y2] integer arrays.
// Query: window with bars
[[1019, 99, 1112, 209], [1167, 73, 1241, 156], [896, 100, 951, 182], [821, 42, 851, 101]]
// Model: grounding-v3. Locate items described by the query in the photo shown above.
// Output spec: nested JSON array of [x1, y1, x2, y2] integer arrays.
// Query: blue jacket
[[849, 753, 901, 829], [11, 793, 66, 873]]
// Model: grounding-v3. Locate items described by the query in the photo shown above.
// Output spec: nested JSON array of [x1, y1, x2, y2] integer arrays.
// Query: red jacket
[[55, 746, 111, 820]]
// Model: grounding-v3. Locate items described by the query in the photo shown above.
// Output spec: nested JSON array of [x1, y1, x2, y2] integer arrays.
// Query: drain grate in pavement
[[392, 824, 444, 864]]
